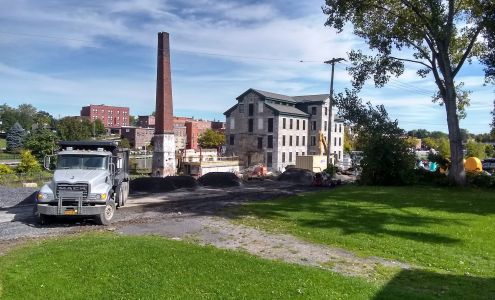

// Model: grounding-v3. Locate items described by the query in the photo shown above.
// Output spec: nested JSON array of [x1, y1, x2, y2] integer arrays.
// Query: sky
[[0, 0, 493, 133]]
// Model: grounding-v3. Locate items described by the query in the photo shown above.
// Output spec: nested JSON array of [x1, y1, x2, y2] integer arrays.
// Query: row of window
[[281, 151, 306, 163], [229, 134, 342, 148], [92, 109, 128, 115]]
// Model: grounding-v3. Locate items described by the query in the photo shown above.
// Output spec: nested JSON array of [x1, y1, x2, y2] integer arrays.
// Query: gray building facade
[[224, 89, 344, 172]]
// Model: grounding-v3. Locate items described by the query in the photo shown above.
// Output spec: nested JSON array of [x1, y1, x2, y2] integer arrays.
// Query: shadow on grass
[[233, 186, 468, 245], [374, 269, 495, 299]]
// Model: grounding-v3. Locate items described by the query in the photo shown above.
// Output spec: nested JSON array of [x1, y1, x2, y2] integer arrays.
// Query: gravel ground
[[0, 186, 37, 208]]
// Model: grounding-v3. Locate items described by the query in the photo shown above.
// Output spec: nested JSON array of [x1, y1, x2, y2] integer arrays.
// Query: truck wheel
[[95, 202, 115, 225], [38, 214, 53, 225]]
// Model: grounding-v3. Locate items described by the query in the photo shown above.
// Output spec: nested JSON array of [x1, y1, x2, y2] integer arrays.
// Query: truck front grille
[[56, 183, 88, 200]]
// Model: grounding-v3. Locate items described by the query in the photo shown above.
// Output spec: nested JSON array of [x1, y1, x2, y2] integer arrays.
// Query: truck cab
[[37, 141, 129, 225]]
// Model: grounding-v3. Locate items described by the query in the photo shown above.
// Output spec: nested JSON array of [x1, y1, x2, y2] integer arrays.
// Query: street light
[[324, 57, 345, 167]]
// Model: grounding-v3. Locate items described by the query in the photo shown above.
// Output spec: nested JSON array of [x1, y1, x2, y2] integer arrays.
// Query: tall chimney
[[152, 32, 176, 177], [155, 32, 174, 134]]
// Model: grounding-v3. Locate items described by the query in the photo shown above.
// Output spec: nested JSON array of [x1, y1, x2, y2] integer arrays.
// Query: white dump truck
[[36, 141, 130, 225]]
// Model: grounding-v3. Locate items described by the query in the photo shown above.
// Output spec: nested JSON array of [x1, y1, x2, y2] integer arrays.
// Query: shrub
[[467, 173, 495, 188], [16, 150, 41, 174], [0, 164, 14, 174]]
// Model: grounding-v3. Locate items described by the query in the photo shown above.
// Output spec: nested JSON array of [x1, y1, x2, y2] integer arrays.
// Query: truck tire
[[38, 214, 53, 225], [95, 202, 115, 225]]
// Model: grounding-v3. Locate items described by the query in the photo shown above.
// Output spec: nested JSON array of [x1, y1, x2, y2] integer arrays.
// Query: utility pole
[[324, 57, 345, 167]]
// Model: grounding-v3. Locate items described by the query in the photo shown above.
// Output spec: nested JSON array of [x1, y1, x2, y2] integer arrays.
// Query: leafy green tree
[[485, 144, 494, 158], [24, 129, 59, 162], [198, 129, 225, 149], [336, 89, 416, 185], [343, 127, 354, 153], [407, 129, 430, 139], [323, 0, 495, 185], [93, 119, 106, 137], [436, 137, 451, 158], [129, 116, 137, 127], [6, 122, 25, 152], [120, 138, 131, 149], [33, 111, 56, 129], [0, 104, 18, 131], [491, 99, 495, 138], [57, 117, 92, 141], [16, 150, 41, 174], [465, 140, 486, 159]]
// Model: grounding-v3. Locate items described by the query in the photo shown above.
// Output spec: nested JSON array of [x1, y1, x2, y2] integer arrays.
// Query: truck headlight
[[37, 193, 48, 201], [95, 193, 107, 200]]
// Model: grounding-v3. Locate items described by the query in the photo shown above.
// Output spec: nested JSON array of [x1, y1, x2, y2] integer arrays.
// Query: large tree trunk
[[443, 80, 466, 185]]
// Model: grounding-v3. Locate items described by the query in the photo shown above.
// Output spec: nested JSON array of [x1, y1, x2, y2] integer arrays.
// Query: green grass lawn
[[0, 234, 384, 299], [234, 185, 495, 278], [0, 139, 5, 149]]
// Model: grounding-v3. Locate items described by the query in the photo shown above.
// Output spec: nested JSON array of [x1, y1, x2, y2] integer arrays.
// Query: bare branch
[[389, 56, 433, 70]]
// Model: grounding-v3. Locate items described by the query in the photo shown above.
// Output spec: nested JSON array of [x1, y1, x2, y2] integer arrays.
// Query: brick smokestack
[[155, 32, 174, 134]]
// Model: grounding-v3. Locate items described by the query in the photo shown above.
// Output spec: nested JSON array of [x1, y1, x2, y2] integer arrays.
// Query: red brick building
[[81, 104, 130, 128]]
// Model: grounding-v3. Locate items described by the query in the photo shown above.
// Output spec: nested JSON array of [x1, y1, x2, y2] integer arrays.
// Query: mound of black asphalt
[[198, 172, 242, 187], [129, 176, 199, 193], [277, 168, 314, 185]]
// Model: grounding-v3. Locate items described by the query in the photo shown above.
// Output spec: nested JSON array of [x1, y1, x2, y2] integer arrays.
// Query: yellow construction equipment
[[318, 131, 328, 155]]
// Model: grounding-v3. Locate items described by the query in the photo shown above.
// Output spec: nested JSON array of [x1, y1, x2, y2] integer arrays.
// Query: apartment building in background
[[81, 104, 130, 128], [224, 88, 344, 171]]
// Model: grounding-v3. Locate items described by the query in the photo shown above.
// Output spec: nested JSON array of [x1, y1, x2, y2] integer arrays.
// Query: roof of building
[[292, 94, 329, 103], [223, 104, 239, 116], [264, 102, 309, 117], [253, 89, 296, 103]]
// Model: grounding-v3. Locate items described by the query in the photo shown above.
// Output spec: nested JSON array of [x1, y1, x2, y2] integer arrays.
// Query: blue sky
[[0, 0, 493, 133]]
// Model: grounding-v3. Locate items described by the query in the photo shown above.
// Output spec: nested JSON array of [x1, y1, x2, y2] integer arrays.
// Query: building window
[[339, 151, 341, 159], [339, 137, 342, 146], [303, 120, 306, 130], [268, 118, 273, 132], [296, 152, 299, 157], [229, 134, 235, 145], [268, 135, 273, 148], [282, 135, 286, 146], [248, 119, 254, 132], [258, 103, 264, 113], [296, 136, 299, 146], [258, 137, 263, 149], [312, 121, 317, 131], [296, 119, 300, 130], [302, 152, 305, 156], [311, 136, 316, 146], [267, 152, 272, 167], [239, 104, 244, 113], [335, 123, 338, 132], [339, 124, 342, 133], [248, 104, 254, 116], [311, 107, 317, 115], [282, 118, 286, 129], [325, 107, 328, 116], [289, 119, 293, 129], [282, 152, 286, 163], [302, 136, 306, 146], [230, 118, 235, 130], [258, 118, 263, 130], [289, 136, 293, 146], [289, 152, 292, 162], [324, 121, 327, 131], [334, 137, 337, 146]]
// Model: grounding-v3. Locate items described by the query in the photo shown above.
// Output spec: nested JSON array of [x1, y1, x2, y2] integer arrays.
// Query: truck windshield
[[57, 155, 108, 170]]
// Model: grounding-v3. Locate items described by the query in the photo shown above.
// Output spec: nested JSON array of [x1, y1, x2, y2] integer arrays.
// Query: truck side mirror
[[43, 155, 52, 171]]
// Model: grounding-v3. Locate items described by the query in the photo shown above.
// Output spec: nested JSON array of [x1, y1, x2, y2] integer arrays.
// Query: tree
[[485, 144, 494, 158], [343, 127, 354, 153], [16, 150, 41, 174], [129, 115, 138, 127], [491, 100, 495, 138], [323, 0, 495, 185], [120, 138, 131, 149], [336, 89, 416, 185], [465, 140, 486, 159], [24, 129, 59, 162], [33, 111, 56, 130], [57, 117, 93, 141], [93, 119, 106, 137], [198, 129, 225, 149], [6, 122, 25, 152]]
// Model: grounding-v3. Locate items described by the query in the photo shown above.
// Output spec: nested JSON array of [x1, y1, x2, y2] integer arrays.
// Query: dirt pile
[[277, 168, 314, 185], [130, 176, 199, 193], [198, 172, 242, 187]]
